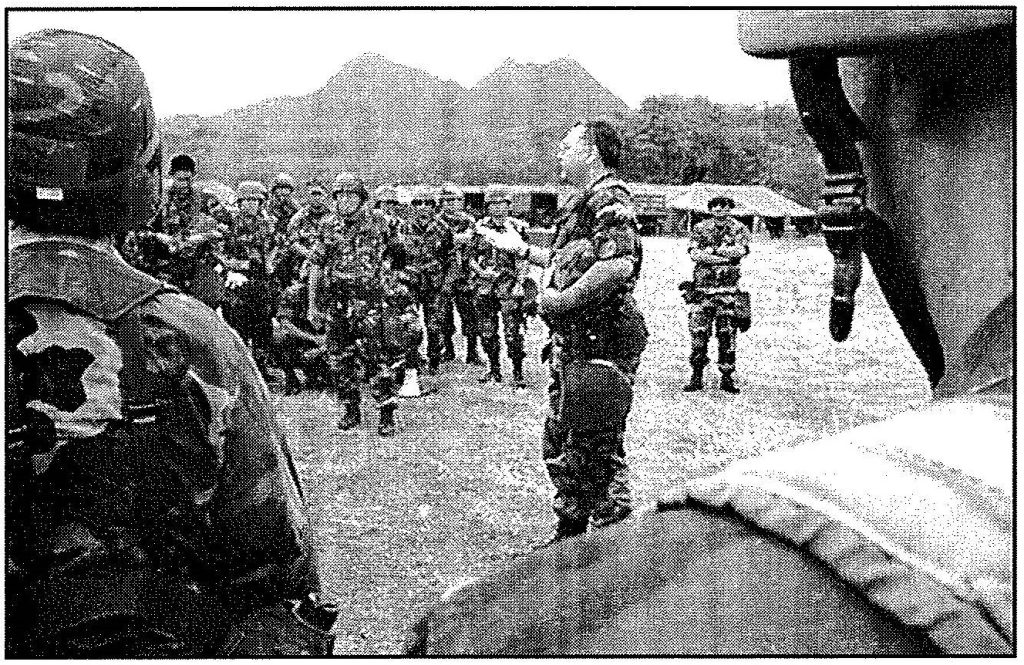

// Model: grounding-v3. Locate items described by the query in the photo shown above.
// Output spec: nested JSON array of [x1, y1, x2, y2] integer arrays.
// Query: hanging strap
[[790, 56, 944, 387]]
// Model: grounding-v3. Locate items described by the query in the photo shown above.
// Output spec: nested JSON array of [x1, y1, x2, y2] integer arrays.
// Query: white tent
[[667, 183, 814, 218]]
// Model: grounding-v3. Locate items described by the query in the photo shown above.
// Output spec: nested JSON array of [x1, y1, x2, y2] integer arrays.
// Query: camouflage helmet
[[484, 185, 512, 205], [271, 172, 297, 193], [375, 184, 400, 204], [332, 172, 368, 201], [236, 180, 269, 202], [439, 183, 464, 202], [8, 29, 162, 236]]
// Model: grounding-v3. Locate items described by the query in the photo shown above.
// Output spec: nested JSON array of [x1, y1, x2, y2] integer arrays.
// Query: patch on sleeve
[[17, 303, 123, 438], [594, 227, 638, 260]]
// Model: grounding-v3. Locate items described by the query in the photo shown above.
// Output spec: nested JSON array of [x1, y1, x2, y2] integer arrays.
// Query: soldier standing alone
[[476, 119, 647, 541], [682, 196, 751, 393]]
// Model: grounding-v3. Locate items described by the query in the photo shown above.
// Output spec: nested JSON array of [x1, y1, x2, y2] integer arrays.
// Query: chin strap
[[790, 56, 944, 388]]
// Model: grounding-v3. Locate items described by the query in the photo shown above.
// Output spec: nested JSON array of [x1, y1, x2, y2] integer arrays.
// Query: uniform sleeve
[[154, 294, 321, 604], [688, 223, 713, 252], [733, 220, 752, 250], [586, 189, 641, 263]]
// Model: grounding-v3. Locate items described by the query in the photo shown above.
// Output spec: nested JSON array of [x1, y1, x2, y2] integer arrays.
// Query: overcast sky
[[8, 9, 793, 118]]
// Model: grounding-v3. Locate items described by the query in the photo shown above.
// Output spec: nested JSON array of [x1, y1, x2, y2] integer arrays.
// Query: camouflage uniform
[[7, 230, 333, 656], [543, 174, 647, 539], [122, 190, 226, 309], [441, 209, 482, 363], [361, 266, 424, 416], [272, 283, 329, 394], [310, 209, 416, 431], [398, 211, 454, 373], [470, 216, 531, 381], [686, 215, 751, 384], [220, 209, 278, 372]]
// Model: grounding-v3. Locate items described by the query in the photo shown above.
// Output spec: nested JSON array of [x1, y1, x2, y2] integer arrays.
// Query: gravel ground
[[274, 234, 931, 654]]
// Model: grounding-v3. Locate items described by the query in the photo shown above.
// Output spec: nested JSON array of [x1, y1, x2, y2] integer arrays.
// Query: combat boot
[[537, 519, 588, 549], [512, 358, 527, 388], [377, 404, 397, 437], [283, 369, 302, 395], [337, 401, 362, 430], [683, 368, 704, 392], [465, 336, 484, 365], [720, 372, 740, 394], [478, 343, 502, 383], [426, 359, 441, 376], [441, 339, 456, 363]]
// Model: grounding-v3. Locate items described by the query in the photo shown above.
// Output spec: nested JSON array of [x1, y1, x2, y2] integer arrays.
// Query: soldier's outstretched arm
[[475, 225, 552, 267]]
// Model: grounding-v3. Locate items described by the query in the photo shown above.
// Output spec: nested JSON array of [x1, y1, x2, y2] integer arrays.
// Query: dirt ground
[[274, 234, 931, 654]]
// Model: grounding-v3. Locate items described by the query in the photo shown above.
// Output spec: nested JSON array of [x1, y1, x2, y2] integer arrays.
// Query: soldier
[[307, 173, 409, 434], [6, 29, 336, 657], [362, 246, 426, 436], [267, 172, 300, 237], [438, 183, 484, 365], [272, 282, 329, 395], [470, 185, 533, 387], [409, 10, 1011, 656], [163, 153, 201, 226], [398, 185, 455, 376], [475, 119, 647, 541], [220, 180, 278, 378], [681, 196, 751, 394], [374, 184, 404, 235]]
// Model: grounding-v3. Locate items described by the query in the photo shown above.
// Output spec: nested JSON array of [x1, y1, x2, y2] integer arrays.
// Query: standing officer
[[6, 29, 336, 657], [408, 11, 1011, 656], [438, 183, 484, 365], [475, 119, 647, 542], [682, 196, 751, 393], [307, 173, 405, 432], [399, 186, 454, 376], [470, 185, 532, 387], [221, 180, 278, 378]]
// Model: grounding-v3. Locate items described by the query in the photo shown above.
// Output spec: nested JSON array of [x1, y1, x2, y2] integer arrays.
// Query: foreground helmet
[[739, 9, 1012, 390], [439, 183, 463, 202], [8, 29, 162, 236], [483, 185, 512, 205], [236, 180, 269, 202], [271, 172, 297, 193], [332, 172, 368, 201]]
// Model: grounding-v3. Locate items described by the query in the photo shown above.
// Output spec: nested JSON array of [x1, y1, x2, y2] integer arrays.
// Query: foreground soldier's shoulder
[[143, 292, 253, 379]]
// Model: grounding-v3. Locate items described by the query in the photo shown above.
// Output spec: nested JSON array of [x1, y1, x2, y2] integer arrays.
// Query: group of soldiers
[[120, 161, 540, 436], [8, 8, 1013, 656]]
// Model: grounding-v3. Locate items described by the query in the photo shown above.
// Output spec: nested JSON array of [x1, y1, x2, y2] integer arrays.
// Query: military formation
[[119, 159, 551, 438], [13, 8, 1009, 658]]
